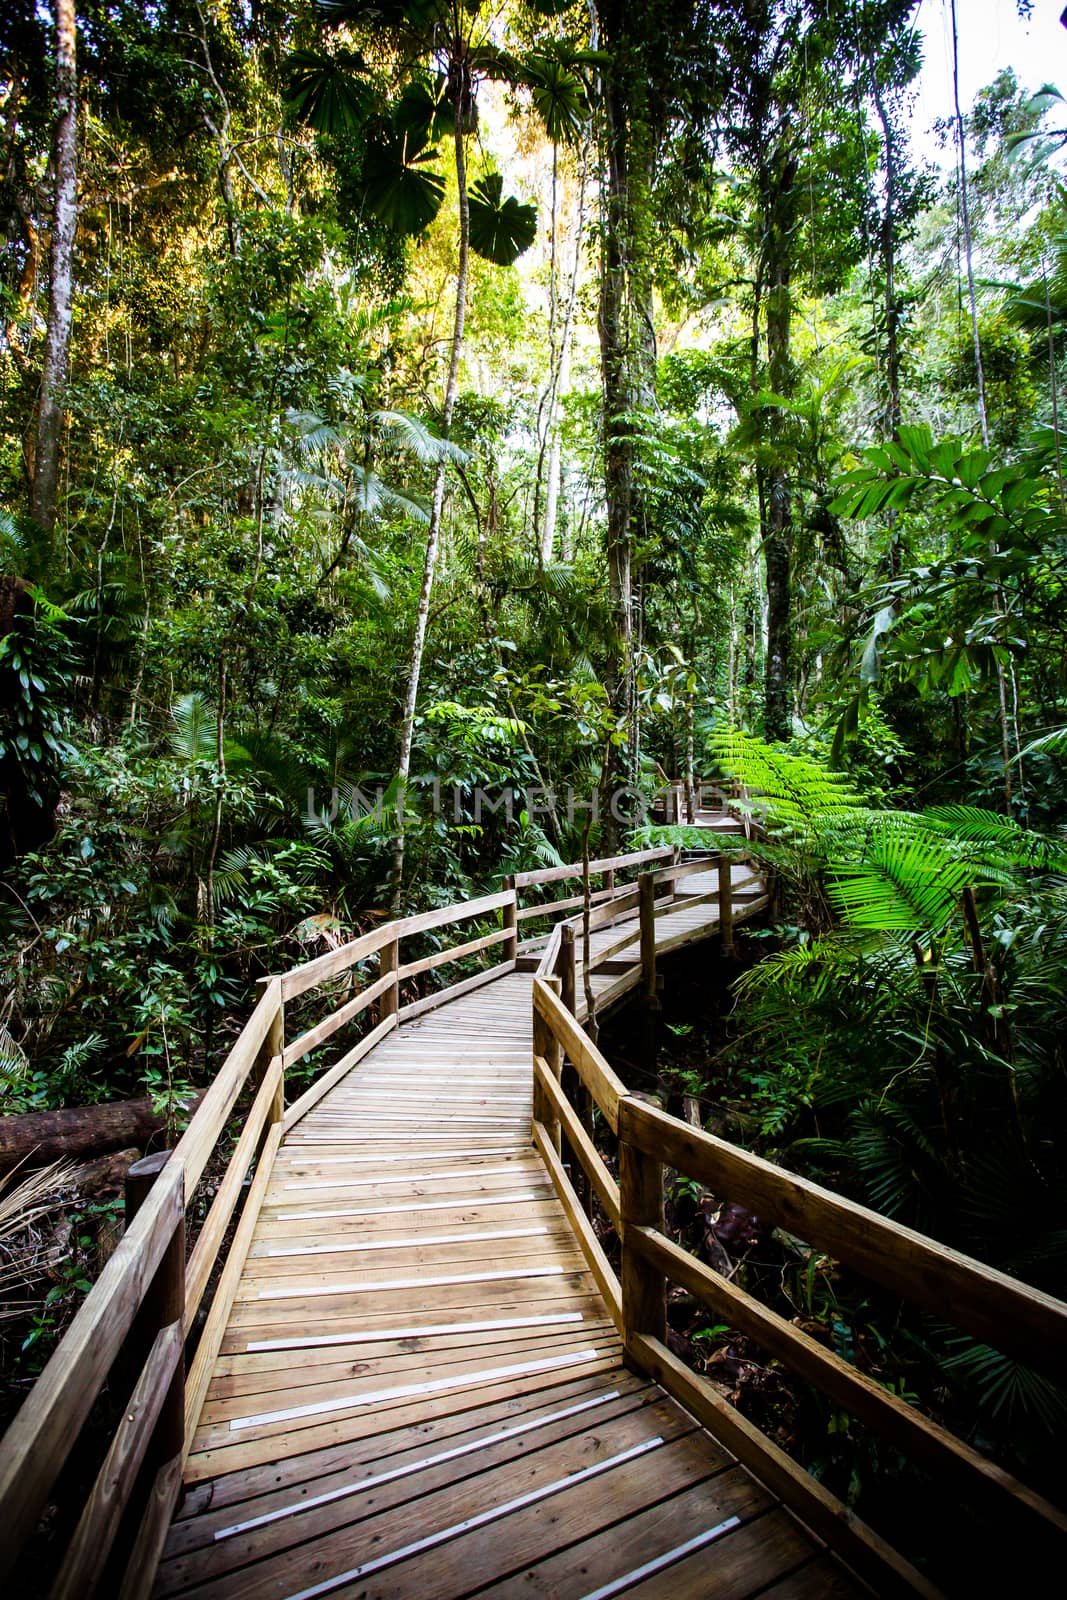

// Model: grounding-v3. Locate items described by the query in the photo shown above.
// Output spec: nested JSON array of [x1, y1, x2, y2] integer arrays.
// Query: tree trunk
[[0, 1097, 201, 1175], [761, 155, 797, 742], [540, 146, 587, 562], [389, 115, 470, 907], [30, 0, 78, 535], [599, 63, 633, 724]]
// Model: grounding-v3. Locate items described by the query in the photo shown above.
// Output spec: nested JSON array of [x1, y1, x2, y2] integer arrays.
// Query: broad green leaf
[[362, 136, 445, 233], [283, 49, 372, 135], [468, 172, 537, 264]]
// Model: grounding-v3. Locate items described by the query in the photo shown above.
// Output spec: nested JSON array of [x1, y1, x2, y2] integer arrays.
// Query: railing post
[[379, 935, 399, 1024], [604, 867, 616, 896], [125, 1153, 186, 1465], [718, 853, 735, 956], [559, 923, 576, 1017], [556, 923, 592, 1213], [502, 876, 518, 964], [532, 977, 563, 1155], [639, 872, 657, 1002], [619, 1107, 666, 1365], [267, 987, 285, 1122], [639, 872, 660, 1072]]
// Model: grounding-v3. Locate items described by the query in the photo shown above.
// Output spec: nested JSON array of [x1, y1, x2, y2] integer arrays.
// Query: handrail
[[530, 936, 1067, 1594], [0, 842, 684, 1592]]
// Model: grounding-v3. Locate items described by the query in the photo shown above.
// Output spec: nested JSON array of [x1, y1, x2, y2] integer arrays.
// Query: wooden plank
[[115, 1453, 183, 1600], [589, 923, 643, 969], [285, 1432, 729, 1600], [533, 979, 626, 1132], [0, 1155, 184, 1582], [651, 856, 721, 885], [282, 971, 395, 1068], [175, 1370, 646, 1520], [392, 888, 514, 939], [398, 960, 514, 1023], [185, 1055, 282, 1326], [654, 888, 718, 920], [620, 1098, 1067, 1376], [157, 1385, 666, 1590], [620, 1142, 665, 1350], [627, 1333, 941, 1600], [183, 1354, 628, 1482], [280, 927, 393, 1002], [621, 1507, 821, 1600], [49, 1321, 183, 1600], [281, 1015, 397, 1134], [534, 1057, 621, 1230], [183, 1123, 282, 1459], [180, 1389, 690, 1600], [630, 1227, 1067, 1538], [533, 1121, 622, 1331], [397, 926, 512, 981], [517, 884, 623, 922], [585, 887, 641, 931], [513, 848, 672, 889], [170, 980, 281, 1193]]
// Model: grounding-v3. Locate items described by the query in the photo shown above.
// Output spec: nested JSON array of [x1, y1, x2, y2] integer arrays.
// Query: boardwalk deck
[[156, 867, 862, 1600]]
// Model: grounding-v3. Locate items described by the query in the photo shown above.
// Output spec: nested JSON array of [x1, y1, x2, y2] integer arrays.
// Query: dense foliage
[[2, 0, 1067, 1546]]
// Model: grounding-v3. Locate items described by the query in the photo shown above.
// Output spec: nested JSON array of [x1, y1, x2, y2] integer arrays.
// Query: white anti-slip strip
[[577, 1518, 743, 1600], [214, 1388, 621, 1541], [282, 1163, 524, 1190], [290, 1134, 524, 1144], [276, 1189, 543, 1221], [230, 1347, 602, 1431], [334, 1094, 529, 1105], [303, 1114, 530, 1126], [279, 1437, 664, 1600], [259, 1264, 567, 1301], [279, 1153, 528, 1169], [265, 1226, 549, 1258], [246, 1310, 584, 1353]]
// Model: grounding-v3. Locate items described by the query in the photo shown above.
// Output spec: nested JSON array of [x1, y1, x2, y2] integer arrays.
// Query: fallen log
[[0, 1099, 195, 1175]]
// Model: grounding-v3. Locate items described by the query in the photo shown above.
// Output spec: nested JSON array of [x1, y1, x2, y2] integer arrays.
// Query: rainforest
[[2, 1, 1067, 1594]]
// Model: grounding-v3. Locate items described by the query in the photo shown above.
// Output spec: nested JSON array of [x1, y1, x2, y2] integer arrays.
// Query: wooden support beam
[[48, 1322, 182, 1600], [501, 877, 517, 963], [718, 855, 734, 953], [620, 1096, 1067, 1376], [619, 1124, 665, 1360], [630, 1225, 1067, 1541], [559, 923, 576, 1016], [379, 935, 399, 1025], [534, 1055, 621, 1231], [533, 1121, 622, 1331]]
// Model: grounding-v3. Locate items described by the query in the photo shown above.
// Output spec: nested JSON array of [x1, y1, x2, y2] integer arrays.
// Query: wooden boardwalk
[[7, 833, 1065, 1598], [156, 869, 859, 1600]]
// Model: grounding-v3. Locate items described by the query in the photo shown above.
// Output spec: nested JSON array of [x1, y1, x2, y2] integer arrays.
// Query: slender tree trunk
[[389, 118, 470, 907], [950, 0, 1019, 808], [599, 65, 633, 717], [872, 84, 902, 444], [30, 0, 78, 534], [541, 146, 588, 562], [761, 155, 797, 742]]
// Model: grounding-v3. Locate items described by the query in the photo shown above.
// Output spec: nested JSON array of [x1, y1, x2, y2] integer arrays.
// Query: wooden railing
[[0, 972, 284, 1596], [0, 847, 716, 1593], [530, 974, 1067, 1597]]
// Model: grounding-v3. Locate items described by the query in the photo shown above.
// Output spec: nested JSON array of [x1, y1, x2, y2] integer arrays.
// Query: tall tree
[[287, 1, 578, 900], [29, 0, 78, 535]]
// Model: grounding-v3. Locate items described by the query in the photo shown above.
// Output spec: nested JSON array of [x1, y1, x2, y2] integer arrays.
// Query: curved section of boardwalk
[[156, 877, 857, 1598]]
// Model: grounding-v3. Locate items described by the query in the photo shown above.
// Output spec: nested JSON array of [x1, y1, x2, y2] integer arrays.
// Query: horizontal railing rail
[[530, 970, 1067, 1598]]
